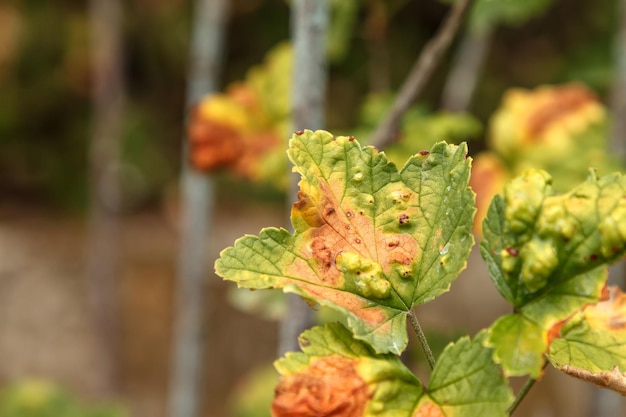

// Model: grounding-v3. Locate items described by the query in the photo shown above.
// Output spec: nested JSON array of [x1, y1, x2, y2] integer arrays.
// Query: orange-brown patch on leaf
[[525, 84, 598, 139], [311, 237, 334, 269], [187, 106, 243, 172], [547, 317, 569, 345], [413, 399, 445, 417], [232, 130, 282, 179], [388, 251, 412, 266], [287, 178, 419, 290], [585, 286, 626, 332], [272, 355, 372, 417], [469, 152, 508, 236], [353, 306, 388, 327]]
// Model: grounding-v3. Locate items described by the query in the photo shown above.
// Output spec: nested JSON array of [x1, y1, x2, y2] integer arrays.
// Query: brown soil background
[[0, 201, 624, 417]]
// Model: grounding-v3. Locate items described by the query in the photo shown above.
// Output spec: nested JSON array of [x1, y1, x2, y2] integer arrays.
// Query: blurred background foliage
[[0, 0, 620, 211], [1, 1, 625, 415], [0, 380, 126, 417]]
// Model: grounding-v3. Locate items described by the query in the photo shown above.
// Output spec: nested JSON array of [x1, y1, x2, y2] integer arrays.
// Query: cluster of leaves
[[216, 130, 626, 416], [189, 43, 482, 195], [470, 83, 621, 235], [0, 379, 126, 417]]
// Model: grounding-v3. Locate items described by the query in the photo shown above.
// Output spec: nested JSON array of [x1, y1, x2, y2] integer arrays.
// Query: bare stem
[[507, 376, 538, 415], [407, 309, 436, 370], [369, 0, 475, 149]]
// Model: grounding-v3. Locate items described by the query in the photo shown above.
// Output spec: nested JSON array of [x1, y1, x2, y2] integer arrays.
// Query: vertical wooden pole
[[86, 0, 125, 396], [278, 0, 329, 356], [168, 1, 228, 417], [440, 28, 492, 112]]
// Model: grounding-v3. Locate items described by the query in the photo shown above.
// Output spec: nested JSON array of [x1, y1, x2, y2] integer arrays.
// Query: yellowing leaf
[[548, 286, 626, 395], [273, 323, 424, 417], [216, 130, 475, 354], [272, 324, 513, 417]]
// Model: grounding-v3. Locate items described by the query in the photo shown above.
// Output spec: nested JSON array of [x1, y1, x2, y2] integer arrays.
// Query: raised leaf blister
[[481, 169, 626, 376]]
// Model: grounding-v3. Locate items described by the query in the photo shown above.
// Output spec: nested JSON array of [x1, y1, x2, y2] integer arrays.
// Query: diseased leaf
[[548, 286, 626, 395], [273, 323, 424, 417], [481, 169, 626, 376], [272, 324, 513, 417], [216, 130, 475, 354]]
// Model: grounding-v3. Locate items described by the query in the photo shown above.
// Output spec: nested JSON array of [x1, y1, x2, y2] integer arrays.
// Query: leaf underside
[[548, 286, 626, 395]]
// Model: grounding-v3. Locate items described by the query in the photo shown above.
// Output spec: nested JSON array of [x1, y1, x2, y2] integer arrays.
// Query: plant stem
[[369, 0, 475, 149], [507, 376, 537, 415], [407, 309, 436, 370]]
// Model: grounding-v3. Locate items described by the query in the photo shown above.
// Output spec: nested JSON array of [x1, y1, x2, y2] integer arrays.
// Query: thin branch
[[369, 0, 475, 149], [407, 309, 436, 370]]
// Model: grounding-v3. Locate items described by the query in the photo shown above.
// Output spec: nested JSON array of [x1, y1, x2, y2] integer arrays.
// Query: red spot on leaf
[[506, 247, 519, 257], [295, 130, 304, 135], [590, 254, 598, 262], [398, 213, 410, 225], [349, 136, 355, 141], [419, 150, 430, 156]]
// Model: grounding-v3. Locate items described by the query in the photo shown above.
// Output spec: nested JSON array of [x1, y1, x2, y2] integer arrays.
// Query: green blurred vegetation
[[0, 0, 619, 210], [0, 380, 126, 417]]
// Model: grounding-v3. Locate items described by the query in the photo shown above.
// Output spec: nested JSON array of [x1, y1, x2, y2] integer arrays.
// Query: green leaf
[[481, 169, 626, 376], [272, 324, 513, 417], [548, 286, 626, 395], [429, 332, 514, 417], [485, 268, 607, 378], [216, 130, 475, 354]]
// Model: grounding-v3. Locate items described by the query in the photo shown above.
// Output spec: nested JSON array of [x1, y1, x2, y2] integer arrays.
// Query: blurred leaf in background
[[471, 83, 621, 234]]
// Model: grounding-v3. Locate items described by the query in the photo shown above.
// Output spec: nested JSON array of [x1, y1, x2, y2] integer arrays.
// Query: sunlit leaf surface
[[216, 130, 475, 354]]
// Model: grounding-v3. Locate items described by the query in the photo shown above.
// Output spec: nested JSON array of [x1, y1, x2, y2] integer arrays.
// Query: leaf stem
[[507, 376, 537, 415], [407, 309, 436, 370]]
